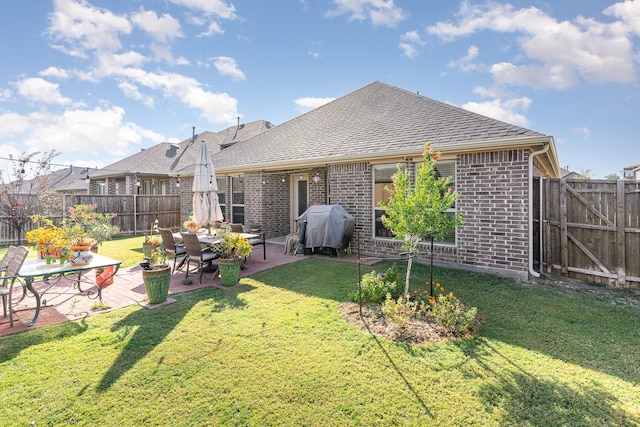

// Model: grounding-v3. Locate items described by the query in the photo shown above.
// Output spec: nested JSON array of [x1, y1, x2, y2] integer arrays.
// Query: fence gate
[[534, 177, 640, 289]]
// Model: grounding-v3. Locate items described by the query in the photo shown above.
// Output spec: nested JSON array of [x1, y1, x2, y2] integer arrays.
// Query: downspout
[[528, 142, 550, 278]]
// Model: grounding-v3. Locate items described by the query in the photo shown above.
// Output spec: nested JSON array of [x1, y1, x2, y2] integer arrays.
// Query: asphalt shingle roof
[[93, 120, 273, 178], [211, 81, 546, 171]]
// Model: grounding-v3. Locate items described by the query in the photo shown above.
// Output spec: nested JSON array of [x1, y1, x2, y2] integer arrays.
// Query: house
[[89, 120, 273, 196], [623, 164, 640, 180], [190, 81, 560, 280]]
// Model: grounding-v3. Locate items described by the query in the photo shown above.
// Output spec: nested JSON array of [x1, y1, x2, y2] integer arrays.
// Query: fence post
[[616, 179, 626, 287], [560, 178, 568, 275]]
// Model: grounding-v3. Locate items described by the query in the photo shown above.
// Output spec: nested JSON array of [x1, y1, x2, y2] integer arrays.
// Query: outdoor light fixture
[[313, 173, 321, 185], [20, 160, 26, 174], [176, 175, 180, 188], [281, 176, 285, 183], [85, 174, 90, 184], [136, 177, 141, 187]]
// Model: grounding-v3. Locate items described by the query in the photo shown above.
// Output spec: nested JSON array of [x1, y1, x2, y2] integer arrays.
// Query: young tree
[[0, 151, 64, 244], [379, 143, 463, 300], [604, 173, 620, 180]]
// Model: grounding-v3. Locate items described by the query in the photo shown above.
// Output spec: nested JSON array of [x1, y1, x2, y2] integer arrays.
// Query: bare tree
[[0, 151, 64, 244]]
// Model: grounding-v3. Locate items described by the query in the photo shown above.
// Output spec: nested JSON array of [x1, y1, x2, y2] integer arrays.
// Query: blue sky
[[1, 0, 639, 178]]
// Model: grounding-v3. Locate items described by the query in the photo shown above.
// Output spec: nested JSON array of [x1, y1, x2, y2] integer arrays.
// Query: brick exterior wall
[[173, 148, 533, 279], [456, 149, 529, 278]]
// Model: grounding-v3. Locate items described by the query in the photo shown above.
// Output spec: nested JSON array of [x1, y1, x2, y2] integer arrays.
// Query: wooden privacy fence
[[534, 178, 640, 289], [0, 194, 181, 245]]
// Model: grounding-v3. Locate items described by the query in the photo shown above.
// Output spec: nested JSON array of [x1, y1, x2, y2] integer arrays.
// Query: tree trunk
[[403, 256, 413, 303]]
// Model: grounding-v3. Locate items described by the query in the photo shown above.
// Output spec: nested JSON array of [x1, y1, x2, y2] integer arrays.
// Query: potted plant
[[140, 246, 171, 304], [217, 232, 253, 286], [67, 235, 96, 266], [249, 223, 261, 233], [65, 204, 119, 251], [142, 233, 162, 259]]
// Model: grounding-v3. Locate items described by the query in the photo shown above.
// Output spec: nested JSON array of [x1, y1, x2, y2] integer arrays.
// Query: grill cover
[[297, 204, 355, 250]]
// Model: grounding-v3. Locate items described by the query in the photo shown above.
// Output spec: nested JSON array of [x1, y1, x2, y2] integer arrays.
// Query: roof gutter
[[528, 141, 551, 278]]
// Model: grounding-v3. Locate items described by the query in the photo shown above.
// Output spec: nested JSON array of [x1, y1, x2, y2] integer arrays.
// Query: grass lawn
[[1, 241, 640, 425]]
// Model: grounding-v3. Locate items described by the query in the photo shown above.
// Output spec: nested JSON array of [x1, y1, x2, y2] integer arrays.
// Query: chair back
[[180, 232, 205, 259], [5, 246, 28, 277], [0, 246, 18, 271], [230, 223, 244, 233], [158, 228, 178, 251]]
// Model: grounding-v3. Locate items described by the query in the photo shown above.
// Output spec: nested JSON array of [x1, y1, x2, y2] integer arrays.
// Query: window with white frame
[[217, 177, 226, 220], [231, 175, 244, 224], [97, 181, 106, 195], [373, 161, 457, 244]]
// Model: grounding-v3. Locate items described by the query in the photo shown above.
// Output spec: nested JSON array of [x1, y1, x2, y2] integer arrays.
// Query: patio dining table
[[173, 231, 266, 260], [17, 254, 121, 327]]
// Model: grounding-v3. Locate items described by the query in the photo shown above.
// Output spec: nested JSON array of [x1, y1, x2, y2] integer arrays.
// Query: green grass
[[1, 257, 640, 425]]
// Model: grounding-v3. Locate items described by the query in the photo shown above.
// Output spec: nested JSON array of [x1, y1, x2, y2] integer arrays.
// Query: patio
[[1, 240, 304, 336]]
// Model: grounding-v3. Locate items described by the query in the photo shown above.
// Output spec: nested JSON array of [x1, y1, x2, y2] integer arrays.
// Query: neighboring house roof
[[210, 81, 559, 177], [47, 166, 90, 193], [93, 120, 273, 179]]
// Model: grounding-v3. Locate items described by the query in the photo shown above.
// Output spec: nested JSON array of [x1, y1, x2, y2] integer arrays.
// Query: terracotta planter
[[218, 258, 241, 286], [142, 265, 171, 303], [68, 245, 94, 266]]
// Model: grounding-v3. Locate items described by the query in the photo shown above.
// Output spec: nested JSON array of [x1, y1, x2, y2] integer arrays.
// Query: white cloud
[[399, 30, 425, 58], [447, 45, 480, 72], [461, 97, 532, 127], [0, 106, 164, 160], [169, 0, 237, 20], [573, 126, 591, 139], [0, 88, 12, 102], [48, 0, 132, 54], [40, 66, 71, 79], [326, 0, 407, 27], [131, 9, 182, 43], [198, 21, 225, 37], [294, 97, 336, 112], [15, 77, 72, 105], [212, 57, 246, 81], [428, 0, 638, 89], [118, 81, 154, 107]]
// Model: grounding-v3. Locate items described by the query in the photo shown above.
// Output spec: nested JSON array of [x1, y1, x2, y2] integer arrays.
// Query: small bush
[[430, 292, 477, 334], [381, 293, 416, 327], [350, 263, 403, 303]]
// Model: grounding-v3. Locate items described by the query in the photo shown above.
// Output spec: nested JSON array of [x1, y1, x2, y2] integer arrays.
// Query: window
[[97, 181, 106, 195], [231, 175, 244, 224], [217, 177, 226, 219], [373, 165, 399, 238], [373, 161, 457, 245]]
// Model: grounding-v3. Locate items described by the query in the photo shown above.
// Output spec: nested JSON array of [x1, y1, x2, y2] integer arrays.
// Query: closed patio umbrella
[[192, 140, 224, 226]]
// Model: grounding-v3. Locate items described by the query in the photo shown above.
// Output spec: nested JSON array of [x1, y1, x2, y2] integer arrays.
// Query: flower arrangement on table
[[26, 218, 68, 260], [183, 216, 200, 232]]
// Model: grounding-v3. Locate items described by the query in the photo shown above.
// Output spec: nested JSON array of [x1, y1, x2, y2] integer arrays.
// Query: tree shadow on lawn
[[449, 338, 640, 425], [0, 319, 89, 363], [94, 283, 254, 392]]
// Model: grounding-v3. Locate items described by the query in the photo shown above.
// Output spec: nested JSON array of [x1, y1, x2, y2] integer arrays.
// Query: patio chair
[[158, 228, 186, 273], [0, 246, 17, 273], [230, 223, 244, 233], [180, 232, 219, 284], [0, 246, 28, 327]]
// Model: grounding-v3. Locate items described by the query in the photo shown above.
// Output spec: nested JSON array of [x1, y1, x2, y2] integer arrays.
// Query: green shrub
[[430, 292, 477, 334], [350, 263, 403, 303], [381, 293, 416, 327]]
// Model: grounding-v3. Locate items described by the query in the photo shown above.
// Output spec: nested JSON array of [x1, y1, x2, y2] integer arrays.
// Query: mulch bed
[[338, 301, 478, 345]]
